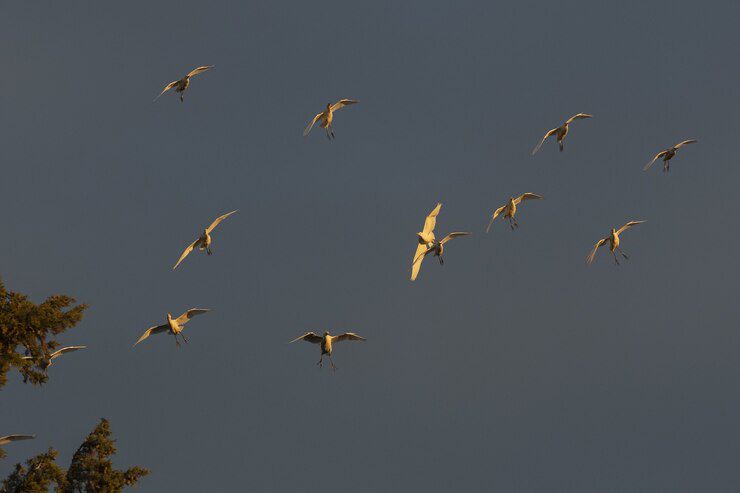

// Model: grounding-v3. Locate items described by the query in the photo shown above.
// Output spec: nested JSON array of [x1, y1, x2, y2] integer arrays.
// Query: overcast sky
[[2, 0, 739, 491]]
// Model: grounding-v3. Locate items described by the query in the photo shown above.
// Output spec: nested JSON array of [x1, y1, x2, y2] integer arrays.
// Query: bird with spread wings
[[410, 203, 470, 281], [303, 99, 359, 139], [586, 220, 646, 266], [154, 65, 214, 102], [22, 346, 86, 370], [173, 210, 238, 270], [531, 113, 593, 155], [133, 309, 210, 347], [486, 193, 543, 232], [290, 331, 366, 370], [643, 139, 697, 172]]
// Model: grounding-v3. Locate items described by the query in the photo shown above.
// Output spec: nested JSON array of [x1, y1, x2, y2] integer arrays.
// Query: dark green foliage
[[62, 419, 149, 493], [1, 420, 148, 493], [0, 279, 87, 388], [1, 449, 66, 493]]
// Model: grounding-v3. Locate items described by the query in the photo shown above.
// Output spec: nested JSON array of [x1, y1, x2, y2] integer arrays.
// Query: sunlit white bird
[[133, 309, 210, 347], [486, 193, 543, 232], [531, 113, 593, 155], [0, 435, 35, 446], [303, 99, 359, 139], [289, 331, 366, 370], [173, 210, 238, 269], [643, 139, 698, 172], [154, 65, 214, 102], [22, 346, 86, 370], [586, 220, 646, 265], [410, 203, 470, 280]]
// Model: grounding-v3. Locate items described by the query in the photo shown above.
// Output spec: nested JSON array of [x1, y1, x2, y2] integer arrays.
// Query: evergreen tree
[[1, 420, 148, 493], [0, 279, 87, 388]]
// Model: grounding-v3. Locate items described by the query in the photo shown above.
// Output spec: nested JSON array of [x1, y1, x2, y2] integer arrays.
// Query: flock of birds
[[4, 65, 699, 455]]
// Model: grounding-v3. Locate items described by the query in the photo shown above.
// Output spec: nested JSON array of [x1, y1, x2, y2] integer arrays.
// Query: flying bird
[[531, 113, 593, 155], [303, 99, 359, 139], [173, 210, 238, 269], [154, 65, 214, 102], [289, 331, 366, 370], [22, 346, 86, 370], [133, 309, 210, 347], [586, 220, 646, 265], [486, 193, 543, 232], [413, 232, 471, 270], [410, 203, 470, 280], [0, 435, 35, 446], [643, 139, 698, 172]]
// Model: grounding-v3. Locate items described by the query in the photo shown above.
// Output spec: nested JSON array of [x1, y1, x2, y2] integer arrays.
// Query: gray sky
[[2, 0, 739, 491]]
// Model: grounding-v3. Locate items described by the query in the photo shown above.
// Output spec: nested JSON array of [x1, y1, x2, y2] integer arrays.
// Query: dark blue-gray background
[[1, 1, 739, 491]]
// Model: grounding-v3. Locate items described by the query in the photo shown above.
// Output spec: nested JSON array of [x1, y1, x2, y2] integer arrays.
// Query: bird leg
[[509, 217, 515, 230], [618, 247, 629, 260], [328, 355, 337, 371], [559, 140, 564, 152], [207, 247, 212, 255], [438, 255, 444, 265], [180, 92, 185, 103], [180, 333, 190, 344], [317, 354, 323, 368], [329, 125, 335, 140], [612, 251, 620, 265]]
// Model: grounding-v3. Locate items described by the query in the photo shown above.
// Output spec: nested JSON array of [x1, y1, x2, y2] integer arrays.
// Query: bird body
[[290, 331, 366, 370], [644, 139, 697, 172], [586, 220, 646, 265], [154, 65, 214, 102], [303, 99, 359, 139], [133, 309, 211, 347], [531, 114, 592, 155], [173, 210, 238, 269], [487, 193, 543, 232]]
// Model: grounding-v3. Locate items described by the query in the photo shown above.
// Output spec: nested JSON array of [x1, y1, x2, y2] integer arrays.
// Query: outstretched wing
[[566, 113, 593, 124], [440, 232, 471, 245], [331, 332, 366, 343], [586, 238, 608, 265], [303, 112, 325, 136], [173, 238, 202, 270], [423, 203, 442, 235], [643, 150, 668, 171], [133, 325, 169, 348], [674, 139, 697, 149], [154, 80, 179, 101], [411, 244, 432, 281], [49, 346, 86, 360], [289, 332, 323, 344], [175, 308, 211, 326], [187, 65, 214, 78], [514, 192, 543, 205], [0, 435, 35, 446], [531, 128, 558, 155], [330, 99, 359, 112], [206, 210, 238, 234], [616, 220, 646, 236], [486, 205, 507, 233]]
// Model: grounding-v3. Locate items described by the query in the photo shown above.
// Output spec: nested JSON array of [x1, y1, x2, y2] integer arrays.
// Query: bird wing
[[586, 238, 608, 265], [289, 332, 323, 344], [49, 346, 86, 360], [440, 232, 471, 245], [0, 435, 35, 445], [486, 205, 507, 233], [175, 308, 211, 326], [330, 99, 359, 112], [206, 210, 238, 234], [566, 113, 593, 124], [303, 112, 325, 136], [186, 65, 214, 78], [616, 220, 646, 235], [423, 203, 442, 234], [173, 238, 202, 270], [331, 332, 366, 343], [643, 150, 668, 171], [411, 244, 432, 281], [154, 80, 179, 101], [514, 192, 543, 205], [674, 139, 697, 149], [133, 325, 169, 348], [531, 128, 558, 155]]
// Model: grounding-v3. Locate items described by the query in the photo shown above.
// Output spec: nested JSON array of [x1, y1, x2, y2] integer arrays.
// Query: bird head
[[323, 331, 330, 337], [326, 102, 331, 110], [167, 313, 173, 322]]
